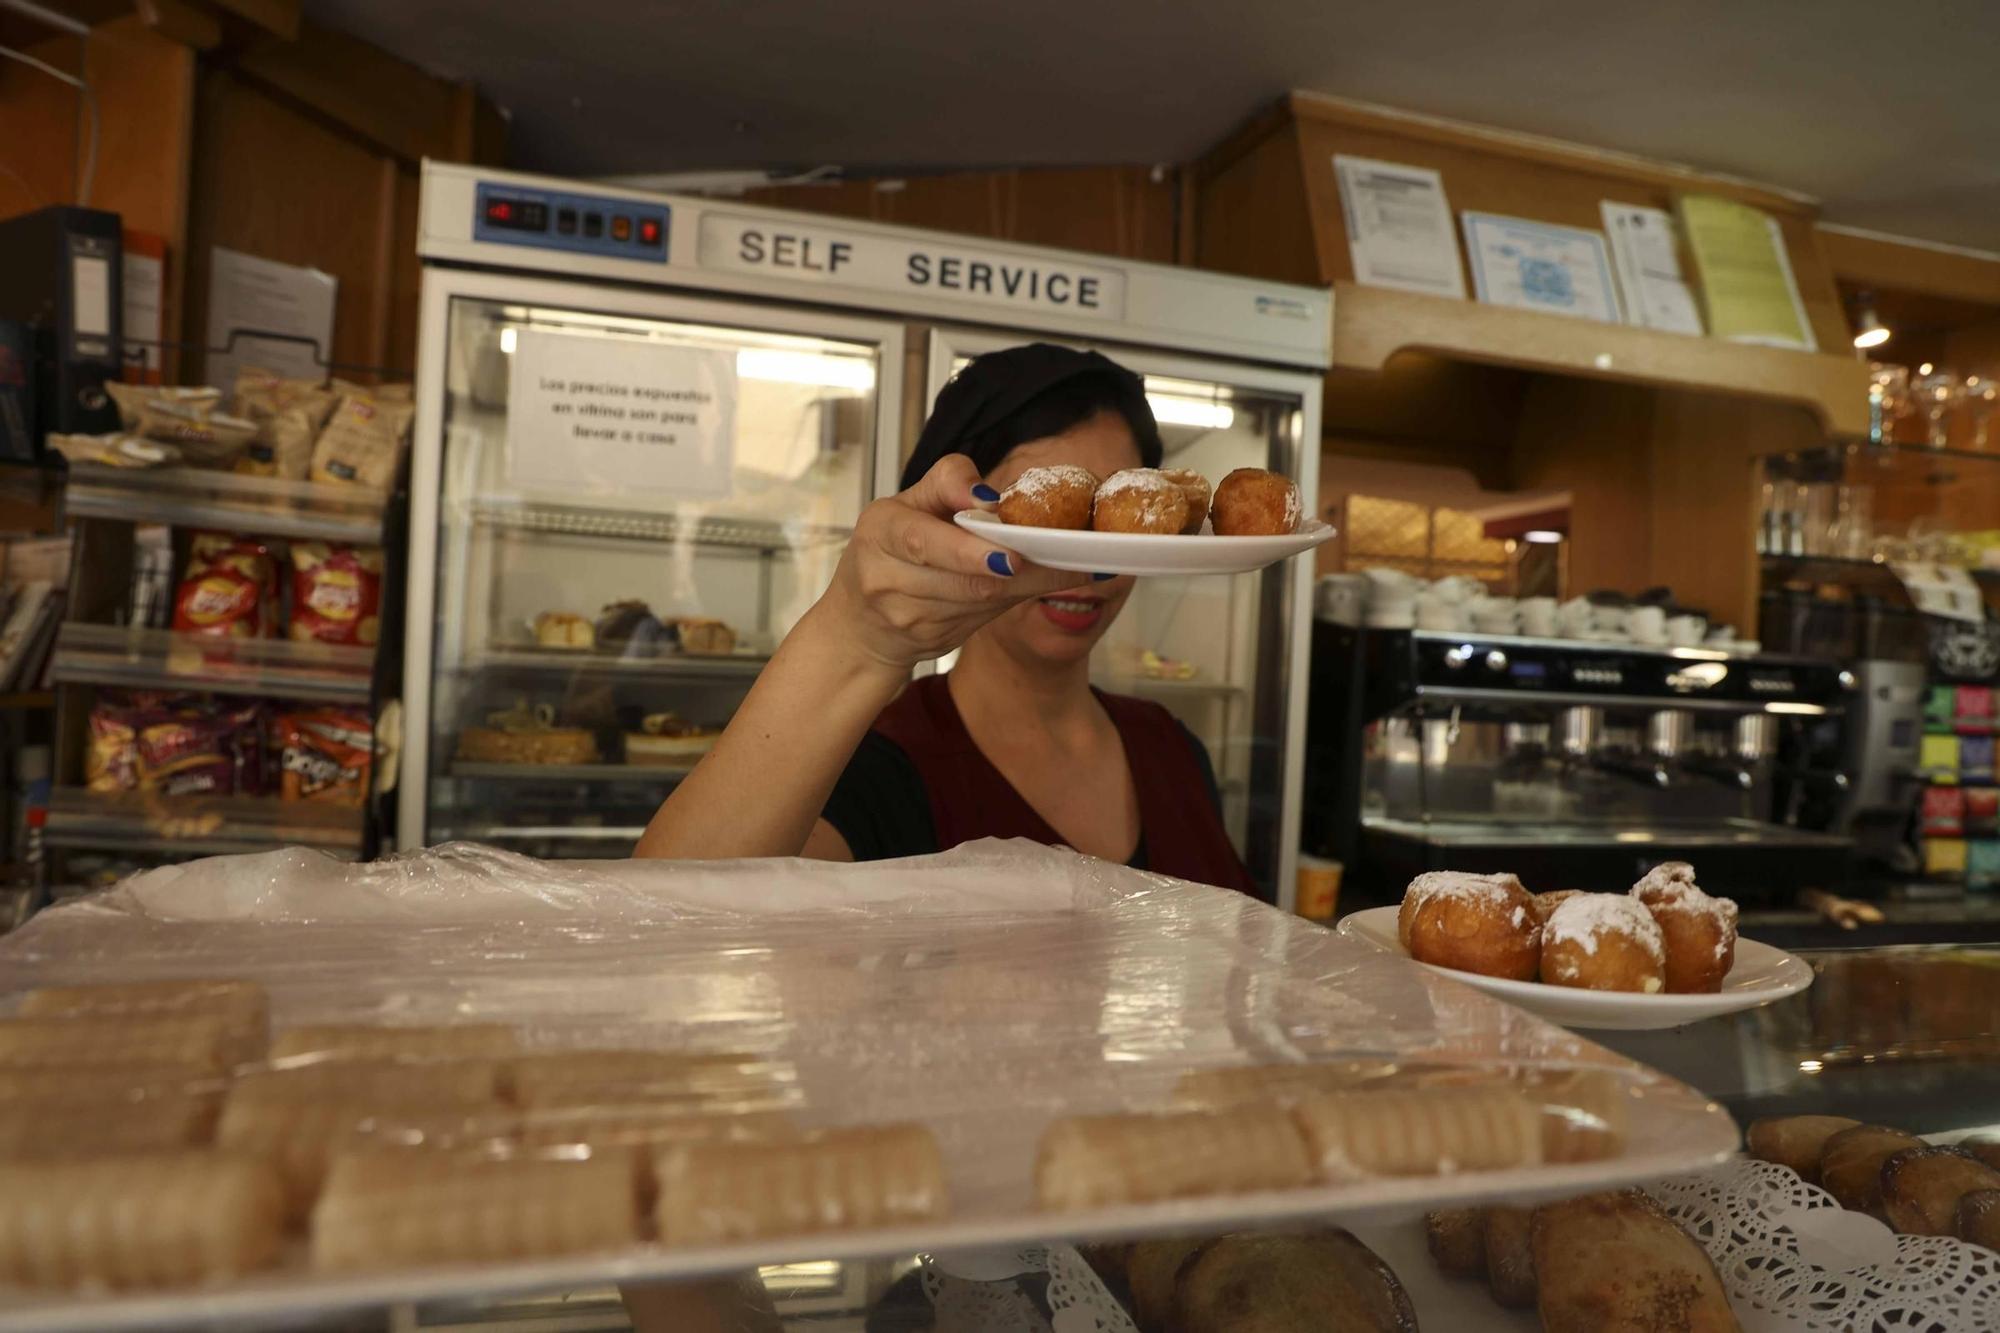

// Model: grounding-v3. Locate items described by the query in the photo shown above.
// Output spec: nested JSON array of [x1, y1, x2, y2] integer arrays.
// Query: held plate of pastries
[[1337, 862, 1814, 1030], [955, 464, 1334, 576]]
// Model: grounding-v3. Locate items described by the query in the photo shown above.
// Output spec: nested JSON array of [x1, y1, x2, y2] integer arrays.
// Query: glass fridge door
[[406, 275, 901, 854], [924, 330, 1318, 902]]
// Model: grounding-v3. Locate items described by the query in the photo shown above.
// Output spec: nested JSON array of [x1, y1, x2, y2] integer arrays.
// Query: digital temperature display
[[1508, 660, 1549, 680]]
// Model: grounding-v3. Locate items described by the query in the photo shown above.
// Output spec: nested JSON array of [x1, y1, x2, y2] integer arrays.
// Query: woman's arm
[[634, 457, 1074, 860]]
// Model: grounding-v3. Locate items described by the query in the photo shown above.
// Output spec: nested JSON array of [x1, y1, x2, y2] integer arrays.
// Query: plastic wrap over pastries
[[0, 840, 1727, 1309]]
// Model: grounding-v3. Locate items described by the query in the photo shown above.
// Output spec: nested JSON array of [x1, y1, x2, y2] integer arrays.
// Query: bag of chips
[[133, 397, 259, 469], [289, 543, 383, 646], [233, 367, 338, 480], [86, 700, 145, 793], [104, 383, 219, 431], [173, 533, 277, 639], [277, 708, 372, 805], [310, 385, 414, 490]]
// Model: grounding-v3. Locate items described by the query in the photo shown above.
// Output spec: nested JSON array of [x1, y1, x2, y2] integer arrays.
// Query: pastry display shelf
[[469, 498, 850, 552], [465, 646, 769, 679], [1760, 553, 2000, 582], [449, 761, 696, 782], [62, 464, 389, 545], [1330, 281, 1872, 437], [51, 625, 376, 703], [42, 787, 364, 858]]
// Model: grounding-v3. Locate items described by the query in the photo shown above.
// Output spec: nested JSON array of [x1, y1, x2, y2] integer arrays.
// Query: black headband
[[899, 342, 1158, 491]]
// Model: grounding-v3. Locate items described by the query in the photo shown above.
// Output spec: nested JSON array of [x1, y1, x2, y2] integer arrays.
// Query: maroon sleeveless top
[[866, 675, 1254, 892]]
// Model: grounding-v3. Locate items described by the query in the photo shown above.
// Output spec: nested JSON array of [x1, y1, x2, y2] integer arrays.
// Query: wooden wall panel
[[183, 69, 404, 383], [0, 32, 84, 217], [741, 166, 1179, 264], [385, 166, 422, 378], [1510, 377, 1656, 599], [1192, 119, 1320, 286], [85, 18, 195, 241]]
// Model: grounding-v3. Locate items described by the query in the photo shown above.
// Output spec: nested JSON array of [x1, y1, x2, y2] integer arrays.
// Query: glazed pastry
[[1957, 1189, 2000, 1249], [1531, 1191, 1739, 1333], [1483, 1206, 1536, 1308], [1744, 1115, 1861, 1184], [1171, 1230, 1419, 1333], [533, 610, 593, 649], [0, 1013, 243, 1074], [594, 599, 665, 657], [1632, 863, 1739, 993], [1127, 1236, 1206, 1331], [1210, 467, 1301, 536], [1960, 1135, 2000, 1171], [1159, 466, 1212, 532], [1425, 1207, 1487, 1277], [1035, 1106, 1312, 1210], [1540, 894, 1667, 994], [997, 463, 1097, 529], [673, 617, 737, 656], [311, 1150, 639, 1270], [1401, 871, 1541, 982], [17, 978, 267, 1064], [0, 1153, 285, 1289], [625, 713, 721, 767], [509, 1049, 781, 1111], [654, 1123, 946, 1244], [1292, 1087, 1543, 1180], [1879, 1146, 2000, 1236], [1092, 468, 1189, 535], [270, 1023, 521, 1063], [1529, 1068, 1630, 1163], [0, 1094, 217, 1158], [1171, 1059, 1403, 1111], [1819, 1124, 1925, 1215]]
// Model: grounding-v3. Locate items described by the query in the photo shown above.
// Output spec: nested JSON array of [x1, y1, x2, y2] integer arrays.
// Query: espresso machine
[[1304, 625, 1857, 905]]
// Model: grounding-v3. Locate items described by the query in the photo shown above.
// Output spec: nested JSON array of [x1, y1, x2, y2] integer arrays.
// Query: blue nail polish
[[971, 483, 1000, 503], [1092, 572, 1116, 582], [986, 551, 1014, 577]]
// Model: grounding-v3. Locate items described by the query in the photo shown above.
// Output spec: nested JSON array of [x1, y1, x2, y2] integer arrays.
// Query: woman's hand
[[813, 455, 1082, 671]]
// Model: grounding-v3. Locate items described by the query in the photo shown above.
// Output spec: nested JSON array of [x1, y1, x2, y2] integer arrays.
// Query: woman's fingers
[[900, 454, 991, 518]]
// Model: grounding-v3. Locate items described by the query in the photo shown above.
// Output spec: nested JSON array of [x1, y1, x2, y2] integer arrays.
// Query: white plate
[[956, 508, 1335, 576], [1336, 905, 1813, 1031]]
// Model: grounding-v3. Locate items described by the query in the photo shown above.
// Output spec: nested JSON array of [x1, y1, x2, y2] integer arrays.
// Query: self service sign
[[696, 212, 1127, 320]]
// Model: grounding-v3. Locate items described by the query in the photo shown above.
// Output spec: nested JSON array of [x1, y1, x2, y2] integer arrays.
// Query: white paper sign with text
[[507, 331, 736, 500]]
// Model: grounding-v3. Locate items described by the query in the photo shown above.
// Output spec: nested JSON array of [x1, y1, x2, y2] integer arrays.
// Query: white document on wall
[[507, 330, 737, 501], [206, 247, 338, 388], [1461, 212, 1623, 324], [1891, 562, 1984, 624], [1600, 203, 1705, 335], [1332, 155, 1467, 299]]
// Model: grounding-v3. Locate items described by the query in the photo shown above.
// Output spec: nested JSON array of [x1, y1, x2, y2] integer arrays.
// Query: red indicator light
[[487, 200, 513, 223], [639, 218, 662, 246]]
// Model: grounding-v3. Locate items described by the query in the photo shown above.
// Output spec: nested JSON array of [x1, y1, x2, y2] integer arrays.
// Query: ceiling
[[307, 0, 2000, 252]]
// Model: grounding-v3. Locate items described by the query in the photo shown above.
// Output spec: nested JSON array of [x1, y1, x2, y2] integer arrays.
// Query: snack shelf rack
[[41, 786, 365, 858], [63, 465, 389, 546], [51, 625, 376, 704], [468, 499, 850, 552], [449, 761, 696, 782], [465, 646, 770, 679]]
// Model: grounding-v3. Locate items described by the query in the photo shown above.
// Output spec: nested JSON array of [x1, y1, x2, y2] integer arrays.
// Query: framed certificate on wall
[[1460, 212, 1623, 324]]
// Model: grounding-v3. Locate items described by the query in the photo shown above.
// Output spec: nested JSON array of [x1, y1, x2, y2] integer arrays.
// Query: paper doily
[[920, 1245, 1138, 1333], [1650, 1158, 2000, 1332]]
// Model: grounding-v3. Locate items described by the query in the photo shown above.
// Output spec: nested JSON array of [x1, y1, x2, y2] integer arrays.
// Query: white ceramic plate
[[956, 509, 1335, 576], [1336, 905, 1813, 1031]]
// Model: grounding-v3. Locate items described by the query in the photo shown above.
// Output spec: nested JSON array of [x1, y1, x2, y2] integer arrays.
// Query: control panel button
[[556, 207, 577, 235], [582, 212, 603, 238], [483, 197, 547, 231], [1484, 649, 1509, 673], [610, 215, 632, 242], [1443, 645, 1473, 670], [638, 216, 663, 247]]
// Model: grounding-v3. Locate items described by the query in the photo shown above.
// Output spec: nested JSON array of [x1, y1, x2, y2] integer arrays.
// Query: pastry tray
[[0, 840, 1740, 1331]]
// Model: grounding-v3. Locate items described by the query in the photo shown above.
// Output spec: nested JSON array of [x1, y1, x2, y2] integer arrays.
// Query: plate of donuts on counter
[[955, 463, 1334, 575], [1337, 862, 1813, 1030]]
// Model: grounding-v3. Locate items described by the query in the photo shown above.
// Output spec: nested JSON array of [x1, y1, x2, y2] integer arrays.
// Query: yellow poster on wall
[[1674, 193, 1817, 352]]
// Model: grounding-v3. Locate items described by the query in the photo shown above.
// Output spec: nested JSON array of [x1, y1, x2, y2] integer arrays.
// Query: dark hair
[[898, 343, 1163, 491]]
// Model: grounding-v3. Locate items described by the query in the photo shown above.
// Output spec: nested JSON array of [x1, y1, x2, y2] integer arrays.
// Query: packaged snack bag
[[289, 543, 383, 646], [277, 708, 372, 806], [173, 533, 277, 639]]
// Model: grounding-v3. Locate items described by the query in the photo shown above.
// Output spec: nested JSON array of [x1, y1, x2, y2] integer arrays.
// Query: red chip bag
[[277, 708, 372, 806], [174, 532, 277, 639], [290, 543, 383, 646]]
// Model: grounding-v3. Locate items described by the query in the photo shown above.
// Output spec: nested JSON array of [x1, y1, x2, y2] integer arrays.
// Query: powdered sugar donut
[[998, 464, 1098, 530], [1540, 894, 1666, 993], [1401, 871, 1540, 982], [1399, 871, 1526, 951], [1159, 468, 1212, 533], [1210, 468, 1301, 536], [1092, 469, 1189, 535], [1632, 863, 1738, 993]]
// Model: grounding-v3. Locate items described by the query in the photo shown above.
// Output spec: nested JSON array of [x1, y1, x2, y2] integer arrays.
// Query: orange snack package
[[276, 709, 372, 805]]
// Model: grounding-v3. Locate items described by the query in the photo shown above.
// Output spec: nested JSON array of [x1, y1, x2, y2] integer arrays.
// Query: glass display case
[[405, 278, 900, 855]]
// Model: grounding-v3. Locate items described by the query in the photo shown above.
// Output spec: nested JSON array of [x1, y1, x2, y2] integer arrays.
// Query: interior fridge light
[[499, 327, 517, 354], [737, 349, 876, 391], [1146, 395, 1236, 430]]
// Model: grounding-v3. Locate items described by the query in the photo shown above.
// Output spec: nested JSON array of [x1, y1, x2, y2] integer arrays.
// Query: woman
[[636, 342, 1250, 890]]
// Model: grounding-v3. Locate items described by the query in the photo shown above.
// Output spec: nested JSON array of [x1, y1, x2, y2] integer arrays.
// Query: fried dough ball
[[1745, 1115, 1861, 1184], [1632, 863, 1739, 994], [1399, 871, 1526, 952], [1531, 890, 1582, 926], [1210, 467, 1301, 536], [1819, 1125, 1923, 1215], [997, 464, 1097, 530], [1403, 872, 1541, 982], [1159, 467, 1212, 533], [1540, 895, 1666, 994], [1092, 469, 1188, 535]]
